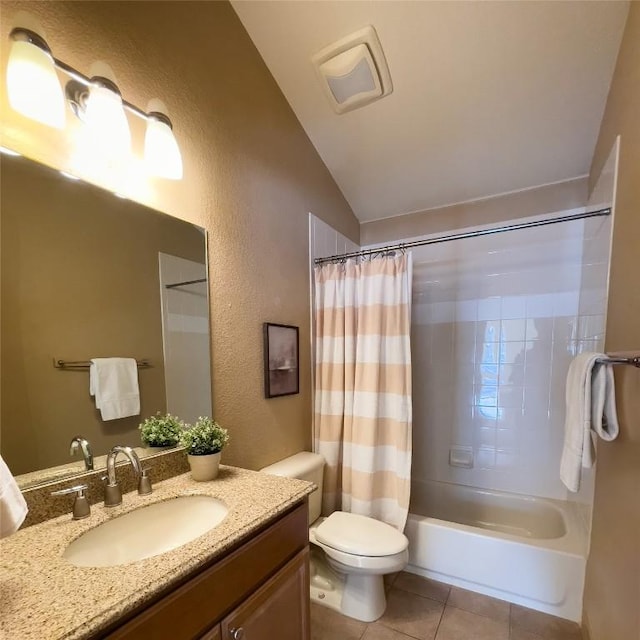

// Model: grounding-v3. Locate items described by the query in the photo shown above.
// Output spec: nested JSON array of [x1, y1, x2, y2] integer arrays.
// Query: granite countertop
[[0, 466, 314, 640]]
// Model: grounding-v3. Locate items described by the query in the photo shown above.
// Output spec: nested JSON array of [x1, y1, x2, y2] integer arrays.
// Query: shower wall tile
[[309, 214, 359, 263], [501, 296, 527, 319], [478, 297, 502, 320], [396, 210, 612, 502]]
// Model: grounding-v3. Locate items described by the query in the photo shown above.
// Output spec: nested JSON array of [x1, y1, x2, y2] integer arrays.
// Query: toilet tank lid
[[315, 512, 408, 557], [260, 452, 325, 477]]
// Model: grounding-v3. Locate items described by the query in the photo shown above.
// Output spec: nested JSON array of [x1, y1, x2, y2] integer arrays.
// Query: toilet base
[[309, 547, 388, 622], [340, 572, 387, 622], [310, 548, 344, 614]]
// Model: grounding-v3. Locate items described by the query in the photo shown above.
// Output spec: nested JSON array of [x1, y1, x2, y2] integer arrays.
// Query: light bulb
[[6, 29, 65, 129], [83, 77, 131, 160], [144, 112, 183, 180]]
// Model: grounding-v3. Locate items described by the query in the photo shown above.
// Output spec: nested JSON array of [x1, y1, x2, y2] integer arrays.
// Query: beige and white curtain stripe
[[313, 253, 413, 531]]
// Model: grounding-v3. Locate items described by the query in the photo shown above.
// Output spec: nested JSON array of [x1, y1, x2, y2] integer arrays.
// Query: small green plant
[[139, 412, 184, 447], [180, 417, 230, 456]]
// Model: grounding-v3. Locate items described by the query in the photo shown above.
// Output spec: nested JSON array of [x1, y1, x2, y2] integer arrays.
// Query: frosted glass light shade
[[144, 113, 183, 180], [84, 79, 131, 158], [6, 36, 65, 129]]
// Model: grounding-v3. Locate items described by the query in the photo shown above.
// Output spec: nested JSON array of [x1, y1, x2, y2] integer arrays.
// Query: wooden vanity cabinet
[[103, 501, 310, 640]]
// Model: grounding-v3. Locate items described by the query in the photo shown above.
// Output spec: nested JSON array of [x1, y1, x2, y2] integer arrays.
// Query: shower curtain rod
[[314, 207, 612, 265]]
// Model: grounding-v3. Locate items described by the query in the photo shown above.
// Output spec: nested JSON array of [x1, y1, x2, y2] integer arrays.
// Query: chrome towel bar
[[596, 355, 640, 368], [53, 358, 151, 369]]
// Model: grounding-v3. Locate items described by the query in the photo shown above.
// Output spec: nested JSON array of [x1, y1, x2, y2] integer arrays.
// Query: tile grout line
[[431, 585, 452, 639]]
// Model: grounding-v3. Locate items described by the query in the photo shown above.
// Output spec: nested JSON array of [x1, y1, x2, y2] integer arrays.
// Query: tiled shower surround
[[310, 206, 613, 507], [409, 209, 612, 504]]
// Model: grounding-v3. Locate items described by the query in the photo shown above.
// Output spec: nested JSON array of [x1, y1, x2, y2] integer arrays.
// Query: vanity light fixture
[[6, 27, 183, 180], [6, 28, 66, 128]]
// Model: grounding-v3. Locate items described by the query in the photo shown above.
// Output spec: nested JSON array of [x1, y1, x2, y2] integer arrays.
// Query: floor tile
[[510, 627, 546, 640], [436, 606, 509, 640], [363, 622, 420, 640], [447, 586, 510, 621], [510, 604, 582, 640], [385, 572, 401, 592], [311, 602, 367, 640], [378, 588, 444, 640], [393, 572, 451, 603]]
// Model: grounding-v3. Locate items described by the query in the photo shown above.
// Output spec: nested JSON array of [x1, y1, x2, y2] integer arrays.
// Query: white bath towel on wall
[[560, 352, 619, 492], [89, 358, 140, 421], [0, 455, 28, 538]]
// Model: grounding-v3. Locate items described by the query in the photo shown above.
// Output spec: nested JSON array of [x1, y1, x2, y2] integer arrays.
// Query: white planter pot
[[187, 452, 221, 481]]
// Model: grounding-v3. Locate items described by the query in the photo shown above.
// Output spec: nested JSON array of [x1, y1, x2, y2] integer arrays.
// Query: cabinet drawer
[[104, 501, 308, 640]]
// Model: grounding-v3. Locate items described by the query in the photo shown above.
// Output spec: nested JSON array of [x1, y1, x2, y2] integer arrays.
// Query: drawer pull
[[230, 628, 244, 639]]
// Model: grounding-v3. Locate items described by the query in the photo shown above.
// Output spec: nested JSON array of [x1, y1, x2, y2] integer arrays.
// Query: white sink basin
[[63, 495, 228, 567]]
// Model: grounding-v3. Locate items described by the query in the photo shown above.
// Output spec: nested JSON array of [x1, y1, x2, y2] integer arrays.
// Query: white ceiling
[[231, 1, 629, 223]]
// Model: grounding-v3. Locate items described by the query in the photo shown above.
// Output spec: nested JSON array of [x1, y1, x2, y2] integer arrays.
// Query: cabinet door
[[221, 549, 310, 640], [199, 625, 221, 640]]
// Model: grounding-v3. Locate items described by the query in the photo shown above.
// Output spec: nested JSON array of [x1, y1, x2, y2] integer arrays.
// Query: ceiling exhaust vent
[[312, 25, 392, 114]]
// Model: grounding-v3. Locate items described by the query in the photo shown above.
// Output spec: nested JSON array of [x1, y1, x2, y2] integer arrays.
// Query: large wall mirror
[[1, 153, 212, 488]]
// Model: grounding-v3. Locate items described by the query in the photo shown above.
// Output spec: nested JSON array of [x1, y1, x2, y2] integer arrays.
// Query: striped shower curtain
[[313, 253, 413, 531]]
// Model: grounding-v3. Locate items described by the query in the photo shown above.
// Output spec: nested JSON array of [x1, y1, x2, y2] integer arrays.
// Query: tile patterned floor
[[311, 572, 583, 640]]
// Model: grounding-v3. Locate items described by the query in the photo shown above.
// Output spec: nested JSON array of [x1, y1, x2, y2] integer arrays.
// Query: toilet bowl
[[261, 452, 408, 622]]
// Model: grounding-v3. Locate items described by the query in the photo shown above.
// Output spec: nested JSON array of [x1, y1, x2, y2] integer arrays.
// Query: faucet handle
[[51, 484, 90, 520], [138, 468, 153, 496]]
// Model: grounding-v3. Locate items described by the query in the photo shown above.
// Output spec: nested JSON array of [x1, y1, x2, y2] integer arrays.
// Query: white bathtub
[[405, 480, 588, 622]]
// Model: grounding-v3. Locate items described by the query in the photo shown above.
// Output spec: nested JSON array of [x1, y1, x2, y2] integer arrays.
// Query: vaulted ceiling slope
[[231, 1, 629, 222]]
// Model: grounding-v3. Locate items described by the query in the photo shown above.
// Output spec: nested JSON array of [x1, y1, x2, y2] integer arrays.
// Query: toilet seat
[[315, 512, 408, 557], [311, 511, 409, 572], [319, 543, 409, 573]]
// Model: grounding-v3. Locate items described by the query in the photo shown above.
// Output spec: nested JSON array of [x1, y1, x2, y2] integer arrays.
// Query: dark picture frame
[[263, 323, 299, 398]]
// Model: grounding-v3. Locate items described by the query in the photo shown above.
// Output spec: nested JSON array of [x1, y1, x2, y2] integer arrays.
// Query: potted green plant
[[139, 412, 184, 449], [179, 417, 230, 481]]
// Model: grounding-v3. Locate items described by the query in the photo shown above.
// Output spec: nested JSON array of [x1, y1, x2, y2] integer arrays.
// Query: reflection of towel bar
[[596, 354, 640, 368], [165, 278, 206, 289], [53, 358, 151, 369]]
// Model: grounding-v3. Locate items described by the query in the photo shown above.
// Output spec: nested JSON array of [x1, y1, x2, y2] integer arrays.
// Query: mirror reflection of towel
[[89, 358, 140, 421]]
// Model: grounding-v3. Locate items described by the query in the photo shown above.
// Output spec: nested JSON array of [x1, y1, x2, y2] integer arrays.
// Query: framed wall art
[[263, 323, 299, 398]]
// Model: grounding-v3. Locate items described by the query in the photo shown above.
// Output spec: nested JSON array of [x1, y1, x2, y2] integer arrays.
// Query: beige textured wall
[[0, 1, 359, 471], [361, 177, 588, 245], [582, 5, 640, 640], [1, 155, 204, 474]]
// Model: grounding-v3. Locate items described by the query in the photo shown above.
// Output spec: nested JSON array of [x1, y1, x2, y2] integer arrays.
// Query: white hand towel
[[560, 352, 619, 492], [0, 455, 28, 538], [591, 363, 620, 443], [89, 357, 140, 421]]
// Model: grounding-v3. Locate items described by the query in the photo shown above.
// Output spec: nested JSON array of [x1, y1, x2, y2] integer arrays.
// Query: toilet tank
[[261, 452, 325, 524]]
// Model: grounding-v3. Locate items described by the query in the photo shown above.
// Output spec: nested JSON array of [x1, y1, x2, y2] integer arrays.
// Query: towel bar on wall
[[596, 355, 640, 368], [53, 358, 151, 369]]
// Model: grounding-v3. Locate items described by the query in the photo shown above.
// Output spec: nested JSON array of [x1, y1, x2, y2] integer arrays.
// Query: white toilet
[[261, 451, 408, 622]]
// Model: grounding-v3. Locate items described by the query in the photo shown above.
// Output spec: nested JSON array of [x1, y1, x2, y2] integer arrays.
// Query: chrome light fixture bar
[[7, 27, 183, 179]]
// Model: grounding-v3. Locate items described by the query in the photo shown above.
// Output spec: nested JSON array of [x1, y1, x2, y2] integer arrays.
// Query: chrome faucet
[[103, 446, 144, 507], [69, 435, 94, 471]]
